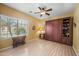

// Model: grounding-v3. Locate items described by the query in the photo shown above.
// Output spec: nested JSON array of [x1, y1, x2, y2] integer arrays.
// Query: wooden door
[[45, 19, 62, 43]]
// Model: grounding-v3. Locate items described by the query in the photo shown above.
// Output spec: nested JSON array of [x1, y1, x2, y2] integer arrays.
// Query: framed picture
[[74, 22, 76, 27]]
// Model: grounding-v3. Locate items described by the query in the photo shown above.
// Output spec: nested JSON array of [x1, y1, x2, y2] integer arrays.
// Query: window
[[0, 15, 29, 39], [0, 15, 10, 39]]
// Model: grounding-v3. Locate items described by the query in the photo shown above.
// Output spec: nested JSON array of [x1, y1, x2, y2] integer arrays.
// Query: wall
[[73, 4, 79, 55], [0, 39, 12, 49], [0, 4, 40, 49]]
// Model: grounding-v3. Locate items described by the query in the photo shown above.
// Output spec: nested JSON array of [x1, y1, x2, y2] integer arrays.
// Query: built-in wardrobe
[[45, 17, 73, 46]]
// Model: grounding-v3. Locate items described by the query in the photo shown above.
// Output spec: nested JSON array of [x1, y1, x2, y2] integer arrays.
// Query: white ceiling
[[4, 3, 76, 19]]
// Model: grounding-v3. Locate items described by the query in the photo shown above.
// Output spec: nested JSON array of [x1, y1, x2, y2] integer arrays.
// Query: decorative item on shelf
[[66, 33, 69, 37], [63, 18, 70, 38]]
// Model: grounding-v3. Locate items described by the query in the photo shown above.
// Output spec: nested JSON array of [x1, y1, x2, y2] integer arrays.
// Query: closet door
[[45, 17, 73, 46], [45, 19, 62, 42]]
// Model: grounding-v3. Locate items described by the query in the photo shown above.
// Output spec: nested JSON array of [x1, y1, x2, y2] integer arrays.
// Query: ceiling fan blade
[[45, 13, 50, 15], [38, 7, 42, 10], [34, 12, 40, 14], [46, 8, 52, 11]]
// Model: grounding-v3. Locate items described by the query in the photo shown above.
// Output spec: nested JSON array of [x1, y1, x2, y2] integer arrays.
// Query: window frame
[[0, 14, 29, 39]]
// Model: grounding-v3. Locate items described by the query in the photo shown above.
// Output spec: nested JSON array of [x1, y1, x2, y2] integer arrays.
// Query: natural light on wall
[[37, 24, 45, 34]]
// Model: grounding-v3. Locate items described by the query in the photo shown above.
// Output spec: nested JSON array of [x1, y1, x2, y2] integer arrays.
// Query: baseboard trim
[[0, 46, 13, 51], [73, 46, 78, 56]]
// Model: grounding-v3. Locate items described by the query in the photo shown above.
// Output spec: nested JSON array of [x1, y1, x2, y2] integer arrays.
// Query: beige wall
[[73, 4, 79, 55], [0, 4, 40, 49], [0, 39, 12, 49]]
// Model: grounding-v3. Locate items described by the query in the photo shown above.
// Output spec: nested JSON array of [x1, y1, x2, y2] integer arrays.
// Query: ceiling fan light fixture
[[29, 6, 52, 17], [40, 11, 45, 15]]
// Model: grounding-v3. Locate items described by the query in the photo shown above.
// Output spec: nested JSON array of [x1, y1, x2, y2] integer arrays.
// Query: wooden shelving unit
[[62, 17, 73, 45]]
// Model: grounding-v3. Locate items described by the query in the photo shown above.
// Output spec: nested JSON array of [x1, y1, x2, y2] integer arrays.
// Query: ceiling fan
[[29, 6, 52, 17]]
